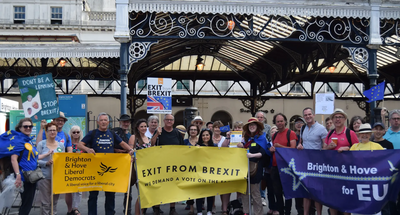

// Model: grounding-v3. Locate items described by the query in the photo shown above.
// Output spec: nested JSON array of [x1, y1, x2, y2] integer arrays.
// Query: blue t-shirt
[[19, 142, 39, 182], [383, 128, 400, 149], [81, 129, 123, 153], [42, 130, 72, 149]]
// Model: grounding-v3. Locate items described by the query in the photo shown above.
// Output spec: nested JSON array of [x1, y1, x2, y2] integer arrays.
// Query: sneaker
[[262, 198, 267, 206], [153, 207, 160, 215], [169, 208, 178, 215], [207, 211, 212, 215]]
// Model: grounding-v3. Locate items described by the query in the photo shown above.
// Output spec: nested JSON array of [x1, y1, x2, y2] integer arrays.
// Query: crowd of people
[[1, 107, 400, 215]]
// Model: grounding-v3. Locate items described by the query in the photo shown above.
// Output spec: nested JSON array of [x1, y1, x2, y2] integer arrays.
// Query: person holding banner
[[36, 112, 72, 153], [349, 116, 364, 141], [185, 124, 199, 146], [349, 123, 384, 215], [269, 113, 297, 215], [297, 107, 328, 215], [67, 125, 83, 215], [152, 114, 184, 215], [323, 109, 358, 215], [196, 128, 216, 215], [6, 118, 43, 215], [192, 116, 204, 131], [37, 121, 65, 215], [129, 118, 160, 215], [77, 112, 135, 215], [238, 117, 271, 215]]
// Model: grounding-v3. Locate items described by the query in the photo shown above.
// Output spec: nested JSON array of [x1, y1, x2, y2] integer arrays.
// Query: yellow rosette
[[24, 143, 34, 161]]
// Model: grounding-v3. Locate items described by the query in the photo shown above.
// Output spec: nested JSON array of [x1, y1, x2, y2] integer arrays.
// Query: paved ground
[[5, 188, 330, 215]]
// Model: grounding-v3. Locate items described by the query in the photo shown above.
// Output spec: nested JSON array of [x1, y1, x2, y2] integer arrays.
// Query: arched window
[[289, 115, 302, 131], [134, 110, 152, 124], [174, 110, 184, 127], [211, 111, 232, 128]]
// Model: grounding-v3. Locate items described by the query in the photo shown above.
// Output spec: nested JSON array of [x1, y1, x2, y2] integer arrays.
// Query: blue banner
[[18, 74, 59, 121], [276, 148, 400, 214]]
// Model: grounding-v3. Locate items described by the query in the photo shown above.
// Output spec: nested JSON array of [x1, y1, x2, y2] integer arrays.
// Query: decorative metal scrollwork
[[130, 12, 370, 44], [129, 41, 158, 65], [342, 46, 369, 69]]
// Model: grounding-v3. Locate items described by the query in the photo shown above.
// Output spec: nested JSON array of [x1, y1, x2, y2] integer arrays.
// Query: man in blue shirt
[[383, 109, 400, 149], [78, 112, 134, 215], [36, 111, 72, 152]]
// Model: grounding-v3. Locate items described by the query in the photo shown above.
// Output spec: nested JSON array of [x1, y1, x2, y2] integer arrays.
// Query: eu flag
[[219, 125, 230, 132], [363, 81, 385, 103], [0, 130, 28, 159]]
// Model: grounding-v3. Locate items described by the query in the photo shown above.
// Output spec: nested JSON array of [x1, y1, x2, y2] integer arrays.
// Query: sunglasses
[[72, 131, 80, 134], [22, 125, 33, 129]]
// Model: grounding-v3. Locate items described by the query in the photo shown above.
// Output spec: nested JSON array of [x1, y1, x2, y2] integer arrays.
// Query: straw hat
[[192, 116, 204, 122], [358, 123, 373, 133], [176, 125, 187, 135], [54, 111, 68, 121], [243, 117, 264, 132], [330, 108, 348, 120]]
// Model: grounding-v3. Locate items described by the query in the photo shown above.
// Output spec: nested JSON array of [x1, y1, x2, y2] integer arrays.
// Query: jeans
[[196, 196, 214, 213], [19, 181, 37, 215], [88, 191, 115, 215]]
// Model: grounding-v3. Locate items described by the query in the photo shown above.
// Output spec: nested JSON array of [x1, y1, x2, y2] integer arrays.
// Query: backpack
[[272, 129, 292, 147], [327, 128, 353, 146], [227, 199, 243, 215]]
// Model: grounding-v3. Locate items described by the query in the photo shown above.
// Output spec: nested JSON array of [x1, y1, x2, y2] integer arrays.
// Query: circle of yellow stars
[[96, 134, 112, 150]]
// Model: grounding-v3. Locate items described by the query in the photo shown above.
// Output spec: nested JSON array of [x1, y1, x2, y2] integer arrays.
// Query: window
[[99, 80, 112, 90], [14, 6, 25, 24], [51, 7, 62, 24], [55, 79, 63, 89], [327, 82, 339, 93], [215, 81, 229, 91], [177, 80, 190, 90], [290, 82, 303, 93], [137, 79, 146, 90]]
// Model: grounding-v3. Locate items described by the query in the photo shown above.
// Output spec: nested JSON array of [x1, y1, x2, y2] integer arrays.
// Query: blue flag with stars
[[363, 81, 385, 103], [219, 125, 230, 132], [0, 130, 29, 159]]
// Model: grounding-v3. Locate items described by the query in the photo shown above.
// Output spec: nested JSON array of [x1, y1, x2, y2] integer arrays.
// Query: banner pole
[[134, 151, 143, 215], [125, 159, 133, 215], [51, 154, 54, 215], [247, 151, 251, 215]]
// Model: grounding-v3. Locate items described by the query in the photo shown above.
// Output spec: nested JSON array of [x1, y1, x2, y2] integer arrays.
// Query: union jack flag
[[147, 96, 171, 111]]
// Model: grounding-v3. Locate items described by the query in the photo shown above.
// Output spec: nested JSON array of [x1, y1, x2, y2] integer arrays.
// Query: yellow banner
[[136, 146, 248, 208], [53, 153, 131, 194]]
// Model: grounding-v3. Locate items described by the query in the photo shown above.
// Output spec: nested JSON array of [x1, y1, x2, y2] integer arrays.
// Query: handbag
[[22, 167, 44, 183], [249, 161, 258, 177]]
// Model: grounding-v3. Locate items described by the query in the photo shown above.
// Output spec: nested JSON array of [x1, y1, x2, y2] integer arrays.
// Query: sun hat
[[118, 114, 133, 121], [54, 111, 68, 122], [372, 122, 385, 129], [192, 116, 204, 122], [176, 125, 187, 135], [330, 108, 348, 120], [358, 123, 373, 133], [243, 117, 264, 132]]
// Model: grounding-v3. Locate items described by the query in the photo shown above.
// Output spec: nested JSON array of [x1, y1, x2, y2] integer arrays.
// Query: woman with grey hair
[[145, 115, 159, 138], [66, 125, 83, 215]]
